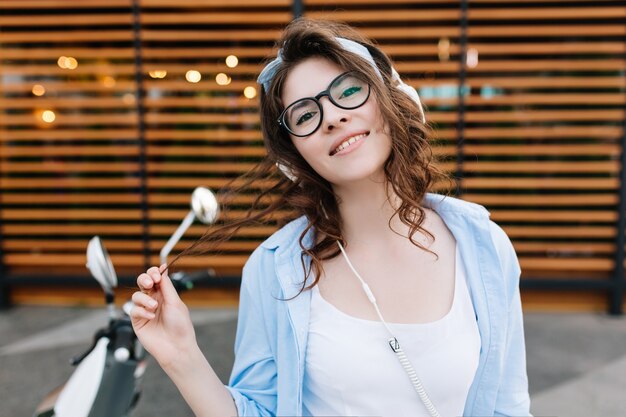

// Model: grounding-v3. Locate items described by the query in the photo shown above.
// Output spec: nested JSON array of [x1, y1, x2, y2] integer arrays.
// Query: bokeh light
[[41, 110, 56, 123], [149, 70, 167, 79], [243, 86, 257, 99], [65, 57, 78, 69], [102, 76, 116, 88], [57, 56, 78, 69], [215, 73, 231, 86], [32, 84, 46, 96], [225, 55, 239, 68], [438, 38, 450, 62], [186, 70, 201, 83], [122, 93, 136, 105], [466, 48, 479, 68]]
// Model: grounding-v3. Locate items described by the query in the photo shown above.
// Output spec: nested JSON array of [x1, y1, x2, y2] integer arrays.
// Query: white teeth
[[333, 133, 367, 155]]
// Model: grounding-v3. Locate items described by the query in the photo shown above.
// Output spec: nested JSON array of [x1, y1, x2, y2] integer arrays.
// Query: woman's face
[[280, 57, 391, 187]]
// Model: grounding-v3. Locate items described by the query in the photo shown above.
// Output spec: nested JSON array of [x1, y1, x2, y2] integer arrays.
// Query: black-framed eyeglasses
[[278, 71, 371, 138]]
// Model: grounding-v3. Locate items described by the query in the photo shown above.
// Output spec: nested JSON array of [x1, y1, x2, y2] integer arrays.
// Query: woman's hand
[[130, 264, 197, 369]]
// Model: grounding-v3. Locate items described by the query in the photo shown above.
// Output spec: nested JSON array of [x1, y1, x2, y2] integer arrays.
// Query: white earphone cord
[[336, 240, 441, 417]]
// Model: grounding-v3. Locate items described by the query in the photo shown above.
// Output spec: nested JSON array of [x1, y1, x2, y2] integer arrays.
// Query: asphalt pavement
[[1, 304, 626, 417]]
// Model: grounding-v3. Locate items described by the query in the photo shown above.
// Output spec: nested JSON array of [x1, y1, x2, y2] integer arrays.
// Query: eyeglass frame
[[277, 71, 372, 138]]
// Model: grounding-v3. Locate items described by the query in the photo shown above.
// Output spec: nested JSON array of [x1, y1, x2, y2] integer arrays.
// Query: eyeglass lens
[[282, 73, 369, 137]]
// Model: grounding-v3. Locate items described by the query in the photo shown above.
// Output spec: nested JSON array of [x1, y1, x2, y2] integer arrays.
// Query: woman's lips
[[330, 132, 369, 156]]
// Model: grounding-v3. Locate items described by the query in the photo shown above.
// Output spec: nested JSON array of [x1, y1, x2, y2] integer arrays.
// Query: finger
[[155, 266, 180, 302], [132, 291, 158, 311], [136, 272, 154, 292], [130, 305, 155, 320], [147, 265, 162, 284]]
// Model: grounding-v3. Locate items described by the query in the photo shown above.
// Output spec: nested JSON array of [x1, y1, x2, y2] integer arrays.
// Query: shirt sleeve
[[225, 247, 278, 416], [489, 221, 533, 417]]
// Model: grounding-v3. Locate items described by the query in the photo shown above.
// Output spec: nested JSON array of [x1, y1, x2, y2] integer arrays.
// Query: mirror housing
[[191, 186, 220, 225], [86, 236, 118, 295], [160, 187, 220, 265]]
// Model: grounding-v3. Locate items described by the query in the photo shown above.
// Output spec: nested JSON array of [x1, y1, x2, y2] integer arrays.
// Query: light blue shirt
[[225, 193, 532, 416]]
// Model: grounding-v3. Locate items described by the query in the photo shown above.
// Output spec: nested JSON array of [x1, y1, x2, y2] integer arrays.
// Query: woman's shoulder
[[427, 193, 521, 292], [424, 192, 490, 218], [242, 216, 309, 276], [258, 215, 310, 251]]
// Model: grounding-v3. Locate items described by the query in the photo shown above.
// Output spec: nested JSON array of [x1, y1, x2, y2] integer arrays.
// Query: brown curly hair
[[171, 18, 449, 298]]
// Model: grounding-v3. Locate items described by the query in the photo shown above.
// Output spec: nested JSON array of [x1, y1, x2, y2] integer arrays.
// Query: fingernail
[[149, 300, 157, 308]]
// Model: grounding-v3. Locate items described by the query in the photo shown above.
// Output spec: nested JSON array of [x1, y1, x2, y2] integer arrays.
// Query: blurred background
[[1, 0, 625, 313], [1, 1, 626, 416], [0, 0, 625, 312]]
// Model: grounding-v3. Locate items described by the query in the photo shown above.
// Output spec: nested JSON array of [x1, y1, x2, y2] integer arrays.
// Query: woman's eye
[[296, 111, 317, 125], [339, 86, 362, 99]]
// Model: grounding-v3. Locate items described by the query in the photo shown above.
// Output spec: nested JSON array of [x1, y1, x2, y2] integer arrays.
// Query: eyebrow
[[287, 99, 315, 120], [284, 72, 352, 114]]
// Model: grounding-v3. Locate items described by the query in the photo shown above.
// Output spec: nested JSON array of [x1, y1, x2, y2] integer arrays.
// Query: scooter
[[33, 187, 220, 417]]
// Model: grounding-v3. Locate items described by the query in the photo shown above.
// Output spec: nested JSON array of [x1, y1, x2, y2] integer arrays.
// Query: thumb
[[157, 263, 181, 302]]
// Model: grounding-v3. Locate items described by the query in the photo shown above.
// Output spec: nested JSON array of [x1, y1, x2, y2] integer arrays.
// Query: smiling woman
[[129, 18, 532, 417]]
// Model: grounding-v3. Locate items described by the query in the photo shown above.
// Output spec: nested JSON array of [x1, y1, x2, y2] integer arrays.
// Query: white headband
[[257, 36, 425, 123]]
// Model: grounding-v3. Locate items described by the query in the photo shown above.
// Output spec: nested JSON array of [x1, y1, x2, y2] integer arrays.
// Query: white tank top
[[302, 246, 481, 417]]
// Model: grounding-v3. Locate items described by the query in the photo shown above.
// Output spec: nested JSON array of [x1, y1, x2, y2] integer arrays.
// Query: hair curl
[[170, 18, 449, 298]]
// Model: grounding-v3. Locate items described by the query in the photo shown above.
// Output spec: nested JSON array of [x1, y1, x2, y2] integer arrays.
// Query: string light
[[225, 55, 239, 68], [243, 86, 257, 99], [32, 85, 46, 96], [215, 73, 231, 86], [466, 48, 479, 68], [57, 56, 78, 69], [438, 38, 450, 62], [41, 110, 56, 123], [149, 70, 167, 79], [186, 70, 201, 83], [65, 57, 78, 69]]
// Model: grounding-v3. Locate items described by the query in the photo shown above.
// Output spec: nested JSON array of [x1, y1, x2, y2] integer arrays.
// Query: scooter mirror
[[191, 186, 220, 225], [86, 236, 118, 294]]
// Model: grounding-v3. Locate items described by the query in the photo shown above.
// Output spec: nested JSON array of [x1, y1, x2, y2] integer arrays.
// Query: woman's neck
[[332, 177, 412, 248]]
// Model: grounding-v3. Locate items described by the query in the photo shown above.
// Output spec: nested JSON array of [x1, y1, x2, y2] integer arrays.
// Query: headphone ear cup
[[275, 162, 298, 182], [391, 69, 426, 124]]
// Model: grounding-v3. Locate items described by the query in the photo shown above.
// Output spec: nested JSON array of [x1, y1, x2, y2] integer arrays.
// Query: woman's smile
[[330, 131, 369, 156]]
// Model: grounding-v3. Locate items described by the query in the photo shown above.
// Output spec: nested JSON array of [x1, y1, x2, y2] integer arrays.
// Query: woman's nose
[[320, 98, 350, 132]]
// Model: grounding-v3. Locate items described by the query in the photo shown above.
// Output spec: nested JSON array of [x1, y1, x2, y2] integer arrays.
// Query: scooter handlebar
[[170, 268, 216, 293]]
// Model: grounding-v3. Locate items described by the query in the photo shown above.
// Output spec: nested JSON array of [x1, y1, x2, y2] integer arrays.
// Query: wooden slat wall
[[1, 0, 625, 308], [0, 0, 292, 277], [139, 0, 291, 272], [0, 0, 144, 275], [307, 0, 626, 285], [462, 0, 625, 279]]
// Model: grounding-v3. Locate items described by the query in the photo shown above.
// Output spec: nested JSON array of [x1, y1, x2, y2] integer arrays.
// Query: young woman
[[130, 18, 532, 417]]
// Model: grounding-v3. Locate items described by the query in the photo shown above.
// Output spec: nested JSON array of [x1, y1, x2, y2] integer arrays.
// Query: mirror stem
[[107, 303, 117, 320], [160, 210, 195, 266]]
